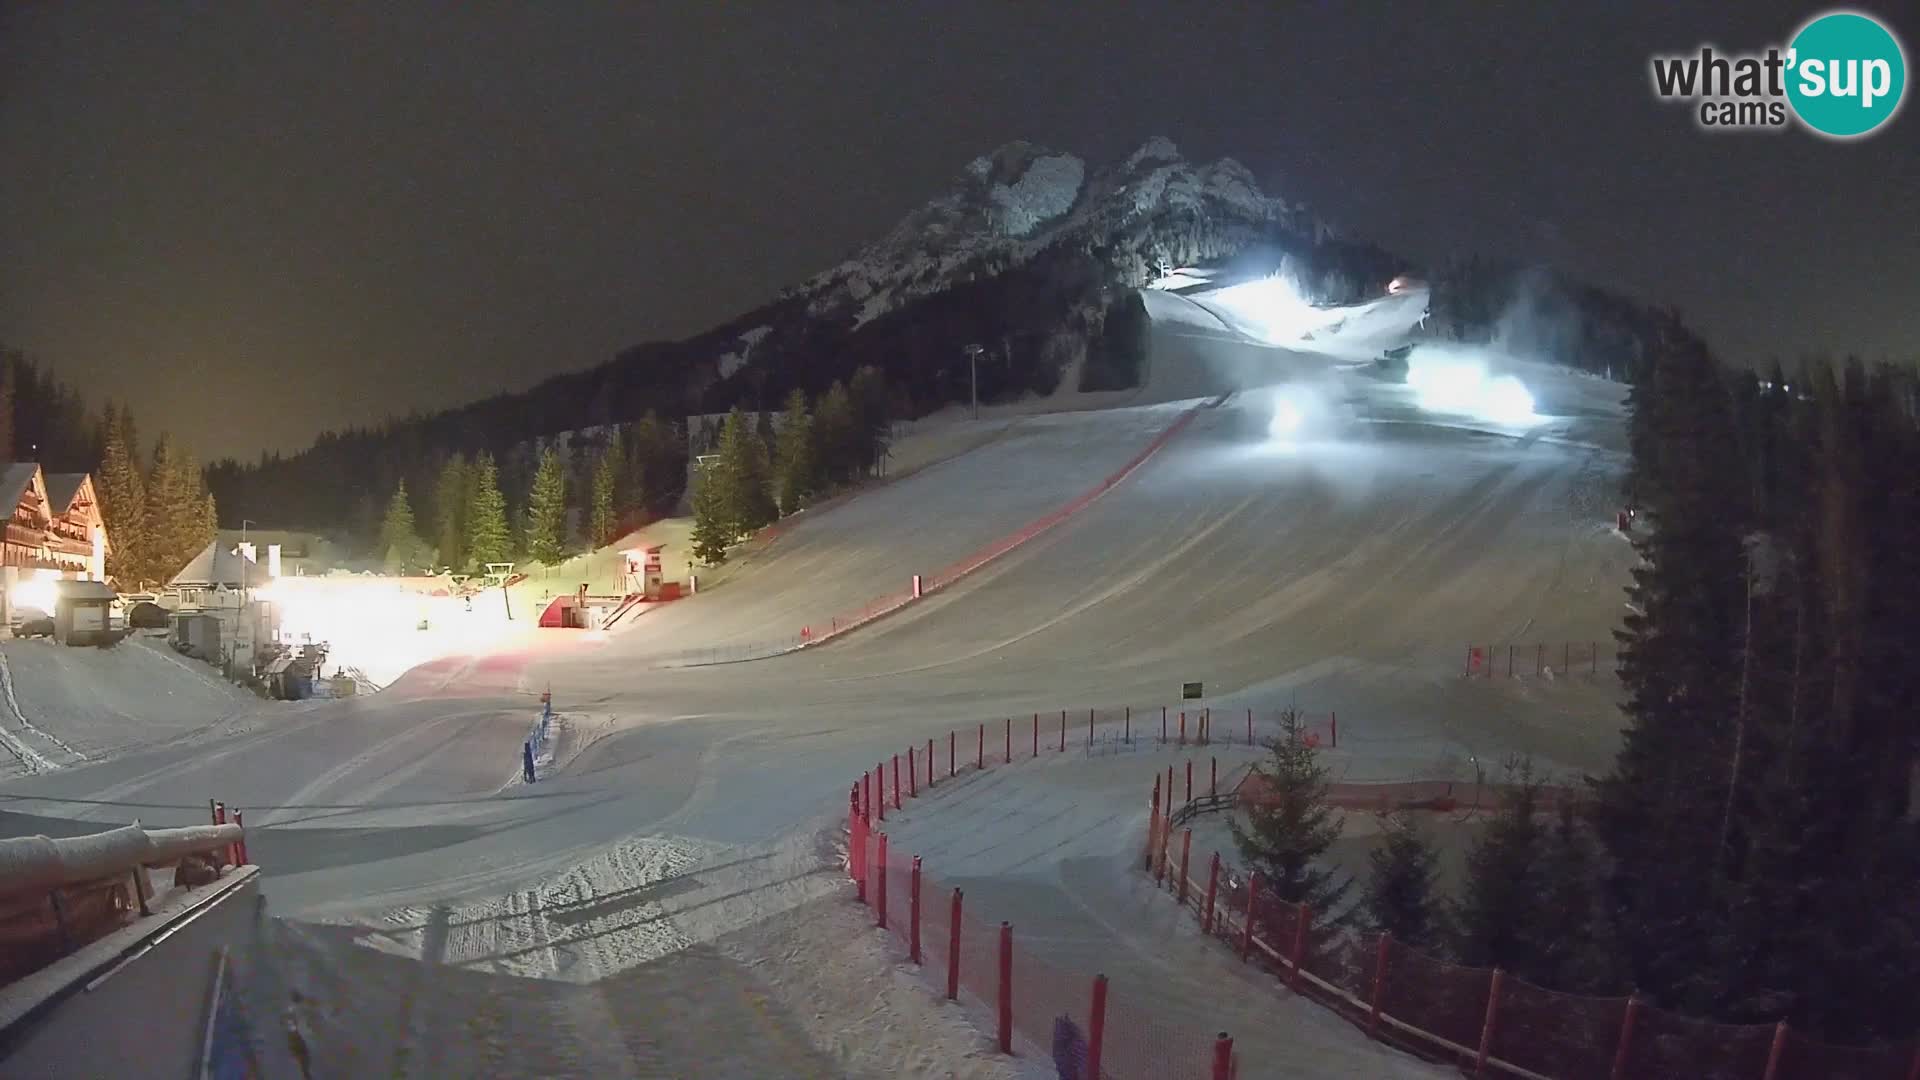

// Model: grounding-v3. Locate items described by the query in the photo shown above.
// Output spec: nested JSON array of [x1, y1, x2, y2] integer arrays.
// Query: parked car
[[128, 601, 170, 630], [15, 610, 54, 638]]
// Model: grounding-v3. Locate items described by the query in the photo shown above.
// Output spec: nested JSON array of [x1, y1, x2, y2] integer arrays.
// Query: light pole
[[964, 344, 984, 420], [239, 520, 255, 672]]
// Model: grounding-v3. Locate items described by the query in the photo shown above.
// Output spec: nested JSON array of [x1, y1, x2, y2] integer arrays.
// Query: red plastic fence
[[1465, 641, 1612, 679], [853, 815, 1220, 1079], [846, 715, 1239, 1078], [1147, 778, 1919, 1080]]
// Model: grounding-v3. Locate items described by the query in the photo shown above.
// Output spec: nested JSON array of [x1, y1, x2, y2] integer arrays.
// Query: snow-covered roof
[[44, 473, 88, 513], [169, 530, 341, 587], [54, 579, 116, 602], [0, 463, 42, 512]]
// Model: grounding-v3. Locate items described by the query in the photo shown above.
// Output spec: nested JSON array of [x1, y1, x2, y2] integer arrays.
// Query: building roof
[[169, 530, 342, 587], [54, 579, 117, 602], [0, 464, 42, 513], [44, 473, 88, 513]]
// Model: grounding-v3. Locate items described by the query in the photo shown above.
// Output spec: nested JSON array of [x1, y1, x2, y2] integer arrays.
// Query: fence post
[[1186, 759, 1193, 803], [1033, 713, 1039, 758], [1609, 994, 1640, 1080], [1291, 904, 1312, 989], [1059, 709, 1066, 752], [876, 833, 890, 930], [850, 787, 866, 902], [908, 747, 917, 798], [1087, 974, 1109, 1080], [1155, 808, 1170, 885], [950, 731, 956, 777], [877, 763, 886, 821], [1564, 641, 1570, 674], [233, 811, 247, 865], [1179, 710, 1187, 745], [1211, 756, 1218, 796], [909, 856, 923, 965], [1161, 706, 1167, 743], [1593, 641, 1599, 675], [1536, 643, 1544, 675], [997, 922, 1013, 1055], [1124, 705, 1131, 744], [893, 755, 903, 810], [978, 723, 984, 769], [1088, 707, 1094, 748], [1247, 707, 1253, 746], [1212, 1032, 1233, 1080], [1330, 711, 1338, 748], [928, 738, 934, 788], [947, 889, 963, 1000], [1507, 645, 1514, 678], [1370, 933, 1391, 1034], [1203, 707, 1210, 744], [862, 772, 872, 825], [1762, 1020, 1790, 1080], [1145, 776, 1162, 870], [1005, 717, 1011, 764], [1475, 969, 1505, 1078], [1240, 873, 1261, 961], [1178, 829, 1192, 904], [1203, 853, 1221, 933], [208, 798, 217, 826]]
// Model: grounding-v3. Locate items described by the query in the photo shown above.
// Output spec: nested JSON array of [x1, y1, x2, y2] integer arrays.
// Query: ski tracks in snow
[[0, 649, 87, 774]]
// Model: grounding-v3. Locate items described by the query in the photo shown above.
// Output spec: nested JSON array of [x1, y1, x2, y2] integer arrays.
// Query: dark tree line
[[0, 349, 102, 470], [361, 412, 689, 572], [691, 368, 891, 565], [1597, 331, 1920, 1043], [0, 349, 216, 587], [1247, 322, 1920, 1046]]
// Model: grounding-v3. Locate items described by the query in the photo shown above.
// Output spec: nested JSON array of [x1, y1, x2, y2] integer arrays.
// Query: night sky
[[3, 3, 1915, 461]]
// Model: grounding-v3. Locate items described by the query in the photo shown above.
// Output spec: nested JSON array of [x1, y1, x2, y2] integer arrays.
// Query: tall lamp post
[[239, 520, 256, 672], [964, 344, 984, 420]]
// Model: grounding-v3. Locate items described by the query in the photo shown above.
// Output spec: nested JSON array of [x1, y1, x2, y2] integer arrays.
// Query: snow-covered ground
[[0, 291, 1632, 1074], [874, 749, 1450, 1078], [0, 635, 254, 778]]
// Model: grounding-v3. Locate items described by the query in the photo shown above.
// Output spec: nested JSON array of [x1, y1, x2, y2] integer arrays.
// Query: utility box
[[620, 545, 667, 600], [53, 579, 118, 646], [171, 612, 223, 661]]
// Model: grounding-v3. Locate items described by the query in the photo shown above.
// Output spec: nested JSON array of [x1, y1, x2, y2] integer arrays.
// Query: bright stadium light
[[11, 570, 61, 615], [1405, 348, 1538, 426], [1269, 398, 1305, 439], [1207, 273, 1344, 345]]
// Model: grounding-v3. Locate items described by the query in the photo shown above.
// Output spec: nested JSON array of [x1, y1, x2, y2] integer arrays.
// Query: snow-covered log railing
[[0, 809, 251, 988]]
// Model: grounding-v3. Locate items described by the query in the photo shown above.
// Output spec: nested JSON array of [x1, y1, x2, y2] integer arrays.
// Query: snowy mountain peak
[[1123, 135, 1182, 171], [800, 138, 1315, 327]]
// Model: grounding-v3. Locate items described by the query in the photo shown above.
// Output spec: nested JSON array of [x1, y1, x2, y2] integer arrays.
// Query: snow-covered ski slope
[[0, 288, 1632, 1076], [0, 636, 254, 778]]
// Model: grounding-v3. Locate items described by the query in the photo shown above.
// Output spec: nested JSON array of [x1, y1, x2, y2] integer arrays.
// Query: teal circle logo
[[1786, 11, 1907, 138]]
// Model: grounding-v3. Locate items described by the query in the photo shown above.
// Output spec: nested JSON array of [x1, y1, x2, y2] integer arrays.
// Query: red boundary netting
[[799, 404, 1208, 655], [1464, 640, 1613, 678], [1772, 1027, 1918, 1080], [851, 806, 1220, 1079], [1143, 782, 1919, 1080], [842, 726, 1919, 1080]]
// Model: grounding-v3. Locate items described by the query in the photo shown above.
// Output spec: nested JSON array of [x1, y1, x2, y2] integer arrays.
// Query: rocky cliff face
[[789, 137, 1323, 330]]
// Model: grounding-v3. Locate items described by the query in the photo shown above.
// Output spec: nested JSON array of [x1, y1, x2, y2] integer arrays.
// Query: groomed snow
[[0, 310, 1632, 1074]]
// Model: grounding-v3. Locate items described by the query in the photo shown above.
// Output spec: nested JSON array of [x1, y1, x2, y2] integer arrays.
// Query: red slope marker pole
[[947, 889, 963, 1000]]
